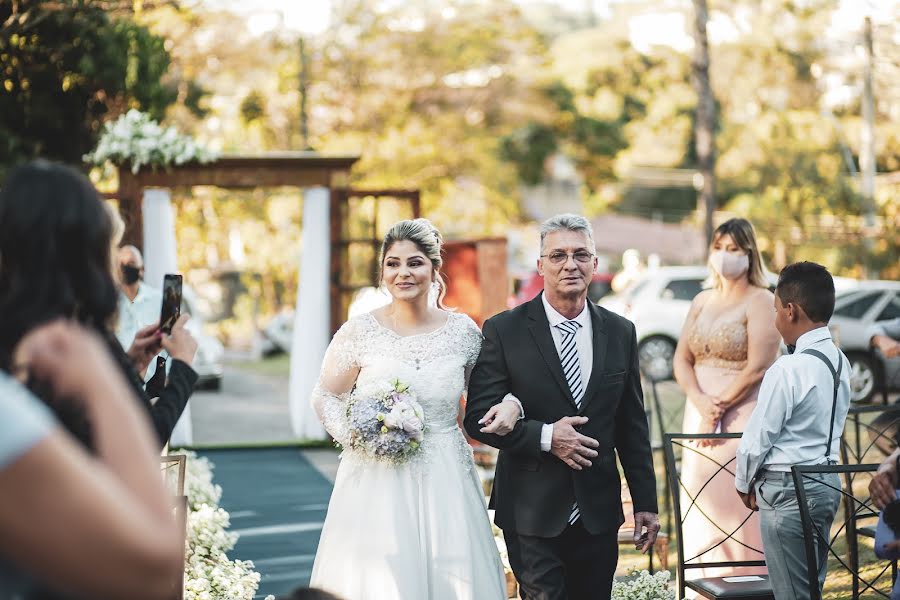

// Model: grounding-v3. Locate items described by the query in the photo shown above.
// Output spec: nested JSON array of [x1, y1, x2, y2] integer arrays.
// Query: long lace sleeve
[[311, 319, 361, 445], [460, 315, 484, 397]]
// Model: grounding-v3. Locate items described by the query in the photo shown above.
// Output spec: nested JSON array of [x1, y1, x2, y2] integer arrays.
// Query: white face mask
[[710, 250, 750, 280]]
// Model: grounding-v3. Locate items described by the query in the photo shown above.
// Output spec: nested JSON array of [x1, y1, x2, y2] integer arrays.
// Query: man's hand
[[550, 416, 599, 470], [870, 451, 899, 510], [873, 334, 900, 359], [160, 315, 198, 366], [633, 512, 660, 553], [737, 489, 759, 511], [126, 322, 163, 375], [478, 399, 521, 436]]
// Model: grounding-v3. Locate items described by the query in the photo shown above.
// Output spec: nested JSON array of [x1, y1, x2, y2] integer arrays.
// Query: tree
[[691, 0, 716, 249], [0, 0, 183, 174]]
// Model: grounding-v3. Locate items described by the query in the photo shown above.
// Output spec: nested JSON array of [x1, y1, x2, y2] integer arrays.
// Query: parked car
[[600, 264, 868, 385], [182, 287, 225, 390], [599, 266, 712, 381], [830, 282, 900, 403]]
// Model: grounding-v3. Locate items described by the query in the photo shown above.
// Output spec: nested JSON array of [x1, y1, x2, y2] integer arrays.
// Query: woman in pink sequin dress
[[673, 218, 781, 580]]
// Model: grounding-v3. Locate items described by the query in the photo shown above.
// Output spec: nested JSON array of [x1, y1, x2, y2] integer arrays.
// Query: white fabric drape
[[289, 187, 330, 440], [142, 188, 193, 447]]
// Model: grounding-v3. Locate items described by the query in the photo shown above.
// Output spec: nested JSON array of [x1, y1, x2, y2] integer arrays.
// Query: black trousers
[[504, 520, 618, 600]]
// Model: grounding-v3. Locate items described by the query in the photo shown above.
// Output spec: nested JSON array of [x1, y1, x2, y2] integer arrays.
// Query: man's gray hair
[[539, 213, 596, 252]]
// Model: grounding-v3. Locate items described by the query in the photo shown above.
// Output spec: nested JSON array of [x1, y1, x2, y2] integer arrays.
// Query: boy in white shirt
[[735, 262, 851, 600]]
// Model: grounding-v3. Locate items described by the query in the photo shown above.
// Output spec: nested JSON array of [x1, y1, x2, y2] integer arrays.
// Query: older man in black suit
[[465, 213, 659, 600]]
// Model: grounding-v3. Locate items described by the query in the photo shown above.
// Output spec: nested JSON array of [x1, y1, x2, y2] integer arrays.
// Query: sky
[[207, 0, 897, 45]]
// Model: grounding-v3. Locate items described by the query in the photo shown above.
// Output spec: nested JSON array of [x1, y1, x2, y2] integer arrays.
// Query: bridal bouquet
[[346, 378, 425, 463]]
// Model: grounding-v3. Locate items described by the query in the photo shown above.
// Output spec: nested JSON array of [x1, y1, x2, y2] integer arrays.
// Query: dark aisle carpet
[[197, 448, 334, 599]]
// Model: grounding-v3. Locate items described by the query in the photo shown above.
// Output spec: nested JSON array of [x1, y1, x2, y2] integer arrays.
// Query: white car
[[599, 266, 711, 381], [600, 266, 860, 383], [830, 282, 900, 403]]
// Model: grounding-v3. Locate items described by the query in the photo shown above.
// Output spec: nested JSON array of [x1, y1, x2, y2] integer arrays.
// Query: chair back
[[663, 433, 767, 597], [791, 464, 894, 600], [161, 455, 188, 600]]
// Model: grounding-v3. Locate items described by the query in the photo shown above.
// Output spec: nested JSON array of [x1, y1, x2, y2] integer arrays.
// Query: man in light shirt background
[[116, 245, 165, 383], [735, 262, 851, 600]]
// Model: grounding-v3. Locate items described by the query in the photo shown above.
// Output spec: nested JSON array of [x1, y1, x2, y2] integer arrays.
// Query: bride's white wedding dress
[[310, 311, 507, 600]]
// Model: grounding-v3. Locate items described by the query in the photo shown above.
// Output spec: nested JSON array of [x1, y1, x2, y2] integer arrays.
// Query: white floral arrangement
[[84, 109, 218, 174], [179, 450, 272, 600], [346, 378, 426, 463], [611, 569, 675, 600]]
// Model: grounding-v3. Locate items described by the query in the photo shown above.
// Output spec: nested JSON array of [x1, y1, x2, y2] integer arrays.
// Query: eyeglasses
[[540, 251, 595, 265]]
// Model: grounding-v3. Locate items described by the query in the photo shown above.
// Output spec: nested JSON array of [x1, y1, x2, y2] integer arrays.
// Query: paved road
[[190, 365, 295, 446], [197, 447, 337, 600]]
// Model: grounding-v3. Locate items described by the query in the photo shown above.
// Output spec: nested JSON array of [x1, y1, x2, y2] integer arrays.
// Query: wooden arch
[[114, 152, 360, 249]]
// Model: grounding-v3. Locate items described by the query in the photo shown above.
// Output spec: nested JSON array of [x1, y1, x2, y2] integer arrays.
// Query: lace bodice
[[687, 313, 749, 370], [311, 311, 483, 466]]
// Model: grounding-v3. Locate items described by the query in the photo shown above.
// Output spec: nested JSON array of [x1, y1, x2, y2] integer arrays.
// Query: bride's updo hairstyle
[[379, 218, 448, 309]]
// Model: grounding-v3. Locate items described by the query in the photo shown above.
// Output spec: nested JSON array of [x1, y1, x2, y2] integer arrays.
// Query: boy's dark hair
[[277, 588, 343, 600], [776, 261, 835, 324]]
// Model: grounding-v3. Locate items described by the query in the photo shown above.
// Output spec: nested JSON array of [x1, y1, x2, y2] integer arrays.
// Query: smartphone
[[159, 274, 183, 335]]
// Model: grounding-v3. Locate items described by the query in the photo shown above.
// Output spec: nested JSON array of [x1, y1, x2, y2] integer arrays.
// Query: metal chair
[[792, 464, 895, 599], [663, 433, 773, 600], [161, 455, 188, 600], [839, 405, 900, 591], [643, 373, 685, 546]]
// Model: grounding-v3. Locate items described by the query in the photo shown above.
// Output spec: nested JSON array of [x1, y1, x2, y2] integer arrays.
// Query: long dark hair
[[0, 160, 118, 369]]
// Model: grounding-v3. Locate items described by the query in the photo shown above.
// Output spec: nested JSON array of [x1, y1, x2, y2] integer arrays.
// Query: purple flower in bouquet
[[346, 378, 425, 463]]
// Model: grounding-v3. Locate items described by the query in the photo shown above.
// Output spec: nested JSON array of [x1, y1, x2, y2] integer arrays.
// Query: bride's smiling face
[[382, 240, 434, 302]]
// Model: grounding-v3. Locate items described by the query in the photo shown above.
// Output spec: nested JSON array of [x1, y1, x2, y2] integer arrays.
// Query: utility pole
[[299, 36, 311, 151], [691, 0, 716, 252], [860, 16, 876, 229]]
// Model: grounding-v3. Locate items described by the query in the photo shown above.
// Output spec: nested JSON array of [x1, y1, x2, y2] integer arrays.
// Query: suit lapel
[[580, 302, 608, 410], [526, 295, 579, 411]]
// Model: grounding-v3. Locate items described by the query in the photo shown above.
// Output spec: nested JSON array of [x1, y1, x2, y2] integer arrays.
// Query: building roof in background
[[591, 213, 706, 264]]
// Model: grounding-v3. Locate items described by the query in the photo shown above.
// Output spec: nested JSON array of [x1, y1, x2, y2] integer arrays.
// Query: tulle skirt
[[310, 428, 507, 600]]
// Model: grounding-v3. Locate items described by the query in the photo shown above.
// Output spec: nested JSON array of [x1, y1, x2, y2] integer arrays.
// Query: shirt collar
[[125, 283, 155, 305], [794, 326, 832, 353], [541, 292, 591, 329]]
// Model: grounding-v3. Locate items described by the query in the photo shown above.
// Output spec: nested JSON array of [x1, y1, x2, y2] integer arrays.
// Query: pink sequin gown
[[679, 307, 767, 579]]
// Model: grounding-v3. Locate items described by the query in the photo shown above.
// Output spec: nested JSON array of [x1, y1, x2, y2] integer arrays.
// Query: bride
[[310, 219, 521, 600]]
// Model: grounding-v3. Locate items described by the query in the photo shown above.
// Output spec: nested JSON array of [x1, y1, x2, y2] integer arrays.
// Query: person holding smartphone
[[0, 160, 197, 450], [116, 246, 195, 384]]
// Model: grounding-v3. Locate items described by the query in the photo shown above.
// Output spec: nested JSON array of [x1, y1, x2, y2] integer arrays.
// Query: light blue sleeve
[[0, 373, 56, 470], [875, 504, 900, 560]]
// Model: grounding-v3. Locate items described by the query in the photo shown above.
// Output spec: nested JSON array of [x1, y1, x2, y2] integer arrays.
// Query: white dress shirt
[[115, 283, 164, 382], [735, 327, 851, 493], [539, 293, 594, 452]]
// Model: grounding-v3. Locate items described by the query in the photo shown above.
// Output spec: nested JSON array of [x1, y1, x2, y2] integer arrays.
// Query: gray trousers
[[755, 470, 842, 600]]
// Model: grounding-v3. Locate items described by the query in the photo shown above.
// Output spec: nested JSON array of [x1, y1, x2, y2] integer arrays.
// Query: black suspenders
[[801, 348, 843, 465]]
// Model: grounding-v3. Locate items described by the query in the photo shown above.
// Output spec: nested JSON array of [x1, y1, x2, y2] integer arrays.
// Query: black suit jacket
[[464, 294, 657, 537]]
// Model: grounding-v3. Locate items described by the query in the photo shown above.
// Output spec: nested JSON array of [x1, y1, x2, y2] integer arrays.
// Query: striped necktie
[[556, 319, 583, 524], [556, 320, 584, 407]]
